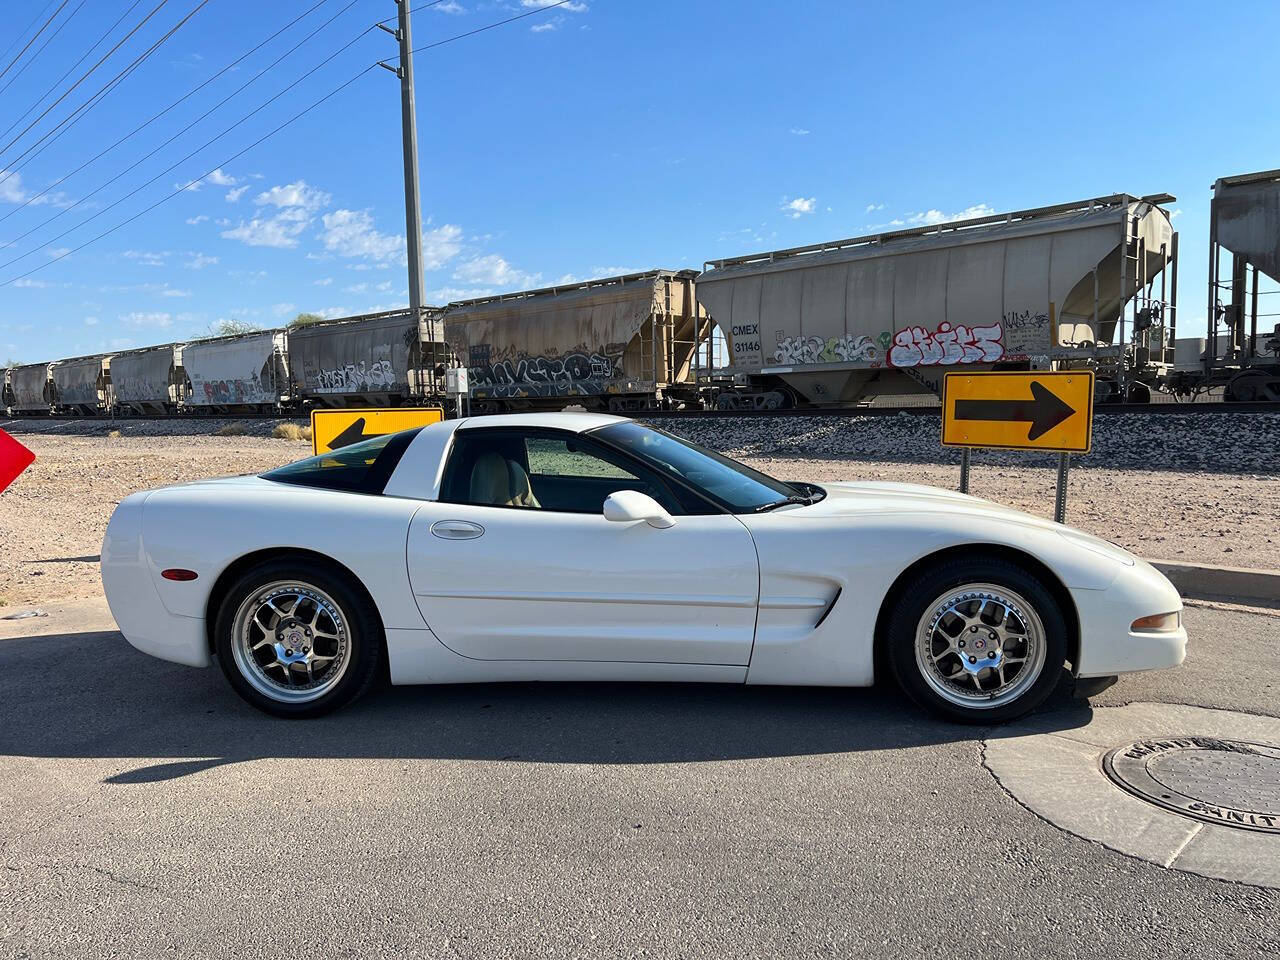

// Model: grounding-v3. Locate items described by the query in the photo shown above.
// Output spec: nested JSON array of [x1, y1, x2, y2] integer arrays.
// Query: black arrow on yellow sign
[[329, 417, 372, 450], [954, 380, 1076, 441]]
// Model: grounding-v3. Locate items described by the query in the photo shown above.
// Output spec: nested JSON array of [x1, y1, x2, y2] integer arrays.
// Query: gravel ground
[[1, 413, 1277, 607]]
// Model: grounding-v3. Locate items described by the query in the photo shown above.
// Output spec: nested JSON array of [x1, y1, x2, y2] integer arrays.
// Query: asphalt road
[[1, 602, 1277, 959]]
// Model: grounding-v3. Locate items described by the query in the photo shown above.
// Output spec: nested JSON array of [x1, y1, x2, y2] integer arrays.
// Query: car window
[[524, 436, 633, 478], [441, 428, 690, 515], [261, 429, 420, 494]]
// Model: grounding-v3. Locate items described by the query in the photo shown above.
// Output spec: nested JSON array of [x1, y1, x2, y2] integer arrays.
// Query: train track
[[4, 400, 1280, 423]]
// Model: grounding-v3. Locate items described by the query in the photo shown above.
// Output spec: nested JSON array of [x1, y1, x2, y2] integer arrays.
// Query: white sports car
[[101, 413, 1186, 722]]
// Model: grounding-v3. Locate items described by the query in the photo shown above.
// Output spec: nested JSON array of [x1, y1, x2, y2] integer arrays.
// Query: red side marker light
[[161, 569, 199, 582]]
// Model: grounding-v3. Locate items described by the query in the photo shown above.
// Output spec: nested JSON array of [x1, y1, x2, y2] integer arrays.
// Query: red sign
[[0, 429, 35, 493]]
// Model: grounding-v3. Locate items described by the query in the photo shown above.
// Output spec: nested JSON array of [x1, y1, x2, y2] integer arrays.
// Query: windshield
[[594, 421, 804, 513]]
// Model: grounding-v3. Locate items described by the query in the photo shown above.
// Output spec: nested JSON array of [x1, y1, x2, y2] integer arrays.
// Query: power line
[[0, 1, 58, 69], [0, 0, 89, 100], [0, 0, 71, 88], [0, 66, 376, 288], [406, 0, 576, 54], [0, 0, 333, 223], [0, 0, 180, 166], [0, 0, 146, 146], [0, 21, 379, 274], [0, 0, 360, 246], [0, 0, 587, 287], [0, 1, 205, 182]]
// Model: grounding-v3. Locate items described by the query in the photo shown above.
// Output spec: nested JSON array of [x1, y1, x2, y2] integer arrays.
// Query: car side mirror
[[603, 490, 676, 529]]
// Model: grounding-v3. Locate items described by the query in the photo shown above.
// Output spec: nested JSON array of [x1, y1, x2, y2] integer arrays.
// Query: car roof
[[453, 411, 630, 432]]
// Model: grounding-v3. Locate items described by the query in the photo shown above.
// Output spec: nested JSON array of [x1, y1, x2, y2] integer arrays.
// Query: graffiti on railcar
[[887, 321, 1005, 368], [772, 333, 879, 365], [466, 347, 624, 398], [309, 359, 398, 394]]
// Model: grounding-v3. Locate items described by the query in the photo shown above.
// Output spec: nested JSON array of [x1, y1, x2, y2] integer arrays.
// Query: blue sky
[[1, 0, 1278, 364]]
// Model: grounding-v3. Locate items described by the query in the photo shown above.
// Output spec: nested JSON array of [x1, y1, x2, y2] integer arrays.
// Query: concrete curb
[[1150, 559, 1280, 603]]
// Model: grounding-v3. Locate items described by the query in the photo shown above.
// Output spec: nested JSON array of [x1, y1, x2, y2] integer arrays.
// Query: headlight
[[1131, 611, 1181, 632]]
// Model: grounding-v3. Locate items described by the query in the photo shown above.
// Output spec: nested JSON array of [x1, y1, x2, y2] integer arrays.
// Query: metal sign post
[[942, 371, 1094, 524]]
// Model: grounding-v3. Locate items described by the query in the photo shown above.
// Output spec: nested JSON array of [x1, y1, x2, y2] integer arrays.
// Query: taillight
[[161, 568, 199, 582]]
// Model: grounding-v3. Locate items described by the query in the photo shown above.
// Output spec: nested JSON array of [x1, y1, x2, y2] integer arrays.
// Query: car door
[[405, 426, 760, 665]]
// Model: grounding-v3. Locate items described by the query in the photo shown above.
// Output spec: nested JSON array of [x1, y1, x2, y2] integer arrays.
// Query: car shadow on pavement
[[0, 628, 1095, 782]]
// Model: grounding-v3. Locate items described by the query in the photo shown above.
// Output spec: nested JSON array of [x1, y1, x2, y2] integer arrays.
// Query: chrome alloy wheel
[[914, 583, 1047, 710], [230, 581, 352, 704]]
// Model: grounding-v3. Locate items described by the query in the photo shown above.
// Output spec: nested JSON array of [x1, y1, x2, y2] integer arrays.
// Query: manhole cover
[[1103, 736, 1280, 834]]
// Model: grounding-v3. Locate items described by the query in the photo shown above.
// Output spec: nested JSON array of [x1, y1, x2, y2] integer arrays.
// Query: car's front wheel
[[213, 558, 383, 718], [886, 556, 1068, 723]]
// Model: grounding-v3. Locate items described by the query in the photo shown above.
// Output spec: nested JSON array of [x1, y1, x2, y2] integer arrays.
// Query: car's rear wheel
[[886, 557, 1067, 723], [213, 558, 383, 718]]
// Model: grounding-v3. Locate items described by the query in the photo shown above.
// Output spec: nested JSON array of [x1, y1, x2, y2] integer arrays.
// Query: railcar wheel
[[886, 557, 1067, 723], [213, 559, 383, 718]]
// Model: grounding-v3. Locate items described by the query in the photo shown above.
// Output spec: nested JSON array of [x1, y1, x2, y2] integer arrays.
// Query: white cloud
[[321, 211, 462, 269], [271, 302, 296, 317], [220, 206, 310, 248], [83, 316, 99, 326], [120, 311, 172, 328], [314, 277, 333, 286], [428, 286, 496, 303], [531, 20, 558, 31], [225, 186, 248, 203], [865, 203, 884, 213], [522, 0, 587, 10], [321, 209, 403, 262], [185, 214, 209, 225], [903, 203, 995, 226], [122, 249, 169, 267], [1171, 208, 1182, 219], [47, 246, 71, 258], [452, 254, 539, 288], [254, 180, 330, 210], [184, 253, 218, 269], [789, 127, 810, 136], [206, 168, 238, 186], [13, 277, 50, 288], [435, 0, 465, 10], [0, 171, 29, 204], [109, 337, 134, 350], [342, 282, 369, 294], [160, 287, 192, 298], [782, 196, 816, 218]]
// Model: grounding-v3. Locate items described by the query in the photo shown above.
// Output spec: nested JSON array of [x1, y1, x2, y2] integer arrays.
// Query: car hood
[[790, 481, 1136, 565]]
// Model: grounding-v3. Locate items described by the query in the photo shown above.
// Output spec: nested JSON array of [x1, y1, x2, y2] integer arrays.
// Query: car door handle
[[430, 519, 485, 541]]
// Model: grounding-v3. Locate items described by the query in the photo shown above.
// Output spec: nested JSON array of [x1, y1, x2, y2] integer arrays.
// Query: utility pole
[[378, 0, 426, 329]]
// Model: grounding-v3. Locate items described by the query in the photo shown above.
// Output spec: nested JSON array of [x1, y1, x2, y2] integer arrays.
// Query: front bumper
[[1072, 557, 1187, 678]]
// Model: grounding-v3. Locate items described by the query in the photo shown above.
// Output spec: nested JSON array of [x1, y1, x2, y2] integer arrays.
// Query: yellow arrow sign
[[942, 371, 1094, 453], [311, 407, 444, 455]]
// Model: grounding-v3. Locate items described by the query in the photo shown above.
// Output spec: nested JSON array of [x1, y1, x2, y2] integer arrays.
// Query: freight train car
[[51, 355, 109, 415], [109, 344, 183, 415], [443, 270, 712, 412], [286, 309, 447, 408], [696, 194, 1177, 408], [1184, 169, 1280, 401], [6, 362, 53, 414], [180, 331, 288, 412]]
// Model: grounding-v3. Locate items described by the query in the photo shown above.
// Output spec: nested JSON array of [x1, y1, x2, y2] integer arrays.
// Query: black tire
[[213, 558, 384, 718], [886, 555, 1068, 724]]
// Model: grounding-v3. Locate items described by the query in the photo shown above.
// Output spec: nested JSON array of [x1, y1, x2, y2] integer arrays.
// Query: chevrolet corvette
[[101, 413, 1186, 721]]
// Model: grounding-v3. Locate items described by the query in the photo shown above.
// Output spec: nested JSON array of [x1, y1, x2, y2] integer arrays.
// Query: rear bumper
[[101, 493, 211, 668], [1072, 558, 1186, 678]]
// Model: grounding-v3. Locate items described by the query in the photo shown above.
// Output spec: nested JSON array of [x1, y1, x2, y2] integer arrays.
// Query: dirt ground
[[0, 431, 1277, 608]]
